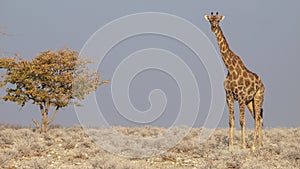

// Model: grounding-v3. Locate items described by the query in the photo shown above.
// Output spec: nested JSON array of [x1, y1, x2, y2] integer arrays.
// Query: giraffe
[[204, 12, 265, 151]]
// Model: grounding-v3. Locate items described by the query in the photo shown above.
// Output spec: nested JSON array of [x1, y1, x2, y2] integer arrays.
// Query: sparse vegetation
[[0, 124, 299, 169], [0, 49, 108, 133]]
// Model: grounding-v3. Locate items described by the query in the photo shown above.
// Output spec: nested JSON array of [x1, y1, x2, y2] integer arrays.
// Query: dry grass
[[0, 124, 299, 169]]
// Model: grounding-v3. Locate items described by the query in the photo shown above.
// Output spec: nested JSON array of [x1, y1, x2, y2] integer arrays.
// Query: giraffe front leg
[[226, 92, 234, 150], [239, 101, 246, 149], [229, 110, 234, 149]]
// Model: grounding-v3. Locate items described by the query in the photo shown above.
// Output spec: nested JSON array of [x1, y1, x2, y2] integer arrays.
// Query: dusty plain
[[0, 124, 299, 169]]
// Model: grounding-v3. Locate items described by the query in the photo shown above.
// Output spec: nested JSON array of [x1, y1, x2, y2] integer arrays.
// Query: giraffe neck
[[214, 26, 246, 73]]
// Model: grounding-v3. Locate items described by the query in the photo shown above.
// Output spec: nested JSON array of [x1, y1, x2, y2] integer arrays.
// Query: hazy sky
[[0, 0, 299, 128]]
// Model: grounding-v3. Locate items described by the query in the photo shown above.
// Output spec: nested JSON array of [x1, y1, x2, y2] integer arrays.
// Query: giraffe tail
[[261, 108, 264, 127]]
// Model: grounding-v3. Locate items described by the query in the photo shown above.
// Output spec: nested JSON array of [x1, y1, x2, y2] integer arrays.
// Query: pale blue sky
[[0, 0, 299, 128]]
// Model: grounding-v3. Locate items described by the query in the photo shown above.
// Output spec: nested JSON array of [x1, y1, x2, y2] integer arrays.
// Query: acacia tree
[[0, 49, 108, 132]]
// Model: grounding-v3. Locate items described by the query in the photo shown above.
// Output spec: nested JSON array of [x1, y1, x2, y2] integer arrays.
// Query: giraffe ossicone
[[204, 12, 265, 151]]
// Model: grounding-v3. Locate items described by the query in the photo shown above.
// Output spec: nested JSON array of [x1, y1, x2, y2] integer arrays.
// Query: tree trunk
[[41, 112, 49, 133], [33, 103, 59, 133]]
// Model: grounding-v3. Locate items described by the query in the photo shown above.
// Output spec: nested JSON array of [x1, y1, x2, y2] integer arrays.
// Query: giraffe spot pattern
[[245, 79, 251, 86], [243, 71, 248, 78]]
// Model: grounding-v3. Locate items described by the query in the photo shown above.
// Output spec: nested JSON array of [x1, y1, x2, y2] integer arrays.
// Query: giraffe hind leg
[[258, 107, 264, 148], [252, 88, 264, 151], [246, 101, 255, 149], [257, 89, 264, 148], [246, 101, 255, 119]]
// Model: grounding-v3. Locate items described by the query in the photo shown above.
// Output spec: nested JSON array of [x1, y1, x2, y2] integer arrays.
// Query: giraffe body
[[205, 12, 265, 150]]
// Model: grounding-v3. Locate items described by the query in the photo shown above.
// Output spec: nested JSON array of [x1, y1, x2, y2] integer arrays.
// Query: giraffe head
[[204, 12, 225, 33]]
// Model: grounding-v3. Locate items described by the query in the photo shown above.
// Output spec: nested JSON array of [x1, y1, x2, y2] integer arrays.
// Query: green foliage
[[0, 48, 108, 132]]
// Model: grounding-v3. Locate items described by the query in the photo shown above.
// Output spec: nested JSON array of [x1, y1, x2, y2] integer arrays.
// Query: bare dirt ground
[[0, 124, 299, 169]]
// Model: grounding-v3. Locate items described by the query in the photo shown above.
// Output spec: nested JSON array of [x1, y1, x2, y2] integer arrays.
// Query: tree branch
[[45, 101, 51, 115], [39, 103, 46, 116], [32, 118, 40, 132], [48, 106, 59, 125]]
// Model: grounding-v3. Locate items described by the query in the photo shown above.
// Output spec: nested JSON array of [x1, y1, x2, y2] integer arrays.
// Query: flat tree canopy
[[0, 48, 108, 132]]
